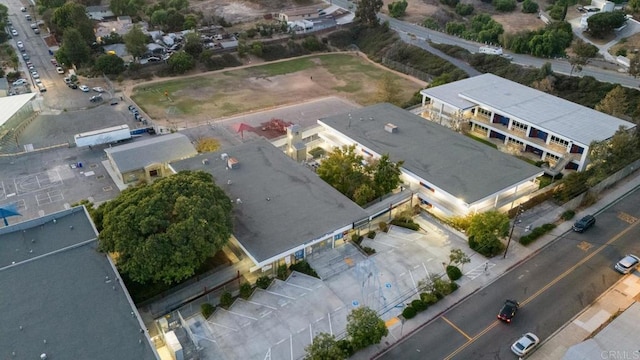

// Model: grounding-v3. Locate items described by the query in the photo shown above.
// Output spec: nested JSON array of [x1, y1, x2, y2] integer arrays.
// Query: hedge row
[[519, 223, 556, 245], [402, 279, 459, 319]]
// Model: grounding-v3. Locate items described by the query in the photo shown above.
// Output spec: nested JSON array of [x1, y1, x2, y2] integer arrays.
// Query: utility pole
[[503, 205, 523, 259]]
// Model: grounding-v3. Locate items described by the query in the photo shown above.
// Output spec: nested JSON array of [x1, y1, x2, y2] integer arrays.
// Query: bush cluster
[[519, 223, 556, 245], [367, 231, 376, 239], [240, 282, 253, 299], [256, 275, 273, 289], [390, 219, 420, 231], [403, 278, 458, 321], [220, 291, 233, 309], [290, 260, 320, 278], [561, 209, 576, 221]]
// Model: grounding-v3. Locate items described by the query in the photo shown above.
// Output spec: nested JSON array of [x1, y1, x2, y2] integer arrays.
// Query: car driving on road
[[615, 254, 640, 274], [511, 332, 539, 356], [497, 299, 519, 323]]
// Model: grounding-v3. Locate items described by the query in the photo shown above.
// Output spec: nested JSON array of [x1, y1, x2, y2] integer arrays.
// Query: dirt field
[[381, 0, 548, 34], [130, 53, 426, 125]]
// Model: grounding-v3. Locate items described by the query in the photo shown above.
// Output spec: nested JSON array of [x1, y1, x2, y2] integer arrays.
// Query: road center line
[[444, 220, 640, 360], [441, 316, 472, 341]]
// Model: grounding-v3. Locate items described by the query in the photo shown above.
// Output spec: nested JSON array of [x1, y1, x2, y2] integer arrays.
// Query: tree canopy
[[168, 50, 195, 74], [94, 54, 126, 74], [466, 210, 509, 257], [587, 11, 627, 38], [57, 28, 91, 66], [51, 2, 95, 44], [346, 307, 388, 350], [304, 333, 346, 360], [317, 146, 403, 206], [124, 25, 149, 60], [355, 0, 383, 27], [595, 85, 628, 118], [95, 171, 233, 284], [568, 38, 599, 75]]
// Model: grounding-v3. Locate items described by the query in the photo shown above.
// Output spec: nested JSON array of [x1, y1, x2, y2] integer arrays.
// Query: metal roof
[[0, 93, 36, 127], [318, 103, 543, 204], [105, 133, 197, 173], [0, 207, 158, 360], [170, 139, 369, 265], [421, 73, 636, 145]]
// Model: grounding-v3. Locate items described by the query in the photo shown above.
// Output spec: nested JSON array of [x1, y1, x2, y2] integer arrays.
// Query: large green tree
[[58, 28, 91, 65], [96, 171, 233, 284], [305, 333, 346, 360], [183, 32, 204, 58], [587, 11, 627, 38], [168, 50, 195, 74], [346, 307, 388, 350], [94, 54, 126, 74], [317, 145, 368, 199], [595, 85, 628, 118], [372, 154, 403, 195], [51, 2, 95, 44], [355, 0, 383, 27], [124, 25, 149, 61], [466, 210, 509, 257], [110, 0, 144, 16]]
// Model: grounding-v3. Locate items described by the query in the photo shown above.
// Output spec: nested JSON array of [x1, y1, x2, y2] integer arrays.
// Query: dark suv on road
[[498, 299, 519, 323], [573, 215, 596, 232]]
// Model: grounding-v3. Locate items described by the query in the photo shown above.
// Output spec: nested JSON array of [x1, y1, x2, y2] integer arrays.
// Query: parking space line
[[441, 316, 472, 341]]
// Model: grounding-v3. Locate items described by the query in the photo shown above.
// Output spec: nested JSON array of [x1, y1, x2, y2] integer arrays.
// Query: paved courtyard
[[179, 213, 497, 360]]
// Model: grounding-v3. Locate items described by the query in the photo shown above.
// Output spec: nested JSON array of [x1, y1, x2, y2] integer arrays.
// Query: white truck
[[479, 46, 503, 55], [74, 125, 132, 147]]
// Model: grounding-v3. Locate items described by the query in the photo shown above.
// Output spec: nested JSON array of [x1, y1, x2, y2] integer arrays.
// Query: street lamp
[[503, 205, 523, 259]]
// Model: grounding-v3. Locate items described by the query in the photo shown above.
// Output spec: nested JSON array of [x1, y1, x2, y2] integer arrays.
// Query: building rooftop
[[421, 73, 636, 145], [105, 133, 197, 173], [0, 207, 158, 360], [0, 93, 36, 127], [170, 139, 369, 265], [319, 103, 543, 204]]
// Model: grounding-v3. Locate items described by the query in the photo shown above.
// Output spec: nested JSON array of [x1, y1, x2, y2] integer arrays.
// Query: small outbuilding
[[104, 133, 197, 187]]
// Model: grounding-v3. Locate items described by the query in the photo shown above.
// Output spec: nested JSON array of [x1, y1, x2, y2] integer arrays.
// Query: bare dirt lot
[[130, 53, 426, 127]]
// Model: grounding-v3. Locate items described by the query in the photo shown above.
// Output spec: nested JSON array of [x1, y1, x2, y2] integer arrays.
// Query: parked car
[[28, 65, 35, 71], [511, 333, 539, 357], [79, 85, 90, 92], [11, 29, 18, 36], [30, 23, 37, 29], [56, 67, 64, 74], [497, 300, 519, 323], [92, 87, 105, 93], [33, 28, 40, 34], [31, 71, 40, 79], [68, 83, 78, 89], [573, 215, 596, 233], [20, 6, 27, 11], [26, 61, 33, 67], [63, 77, 72, 84], [89, 95, 103, 102], [37, 83, 47, 93], [110, 99, 119, 106], [35, 78, 42, 85], [50, 58, 58, 65], [22, 53, 30, 60], [615, 254, 640, 274], [17, 41, 24, 49], [25, 14, 32, 21], [12, 79, 27, 86]]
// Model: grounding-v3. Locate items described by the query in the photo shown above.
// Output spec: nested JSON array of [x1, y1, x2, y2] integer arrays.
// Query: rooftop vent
[[384, 123, 398, 134]]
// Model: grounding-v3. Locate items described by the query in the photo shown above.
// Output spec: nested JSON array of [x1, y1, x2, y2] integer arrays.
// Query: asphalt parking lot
[[0, 146, 119, 222]]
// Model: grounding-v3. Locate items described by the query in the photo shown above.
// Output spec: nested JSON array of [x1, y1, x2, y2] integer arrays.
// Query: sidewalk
[[355, 171, 640, 360]]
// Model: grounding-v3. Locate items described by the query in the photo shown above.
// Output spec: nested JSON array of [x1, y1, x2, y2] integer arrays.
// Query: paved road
[[379, 187, 640, 359]]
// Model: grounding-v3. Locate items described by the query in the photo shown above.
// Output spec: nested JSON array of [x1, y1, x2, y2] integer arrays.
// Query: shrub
[[201, 303, 215, 318], [422, 17, 441, 30], [449, 281, 459, 292], [277, 264, 289, 280], [446, 265, 463, 281], [337, 339, 355, 356], [420, 292, 439, 305], [379, 221, 389, 232], [367, 231, 376, 239], [220, 291, 233, 309], [433, 277, 456, 298], [522, 0, 539, 13], [440, 0, 459, 7], [561, 209, 576, 221], [411, 299, 428, 312], [402, 306, 417, 319], [290, 260, 320, 278], [362, 246, 377, 255], [239, 282, 253, 299], [308, 147, 326, 158], [388, 0, 409, 17], [455, 3, 474, 15], [519, 223, 556, 245], [616, 48, 627, 56], [390, 219, 420, 231], [256, 275, 272, 289], [301, 36, 327, 52]]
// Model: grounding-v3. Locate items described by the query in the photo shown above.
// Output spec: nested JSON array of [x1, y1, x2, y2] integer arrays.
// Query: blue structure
[[0, 203, 21, 226]]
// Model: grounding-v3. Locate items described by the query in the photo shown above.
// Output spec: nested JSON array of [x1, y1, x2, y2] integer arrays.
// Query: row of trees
[[503, 22, 573, 58], [445, 13, 504, 44], [316, 145, 403, 206]]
